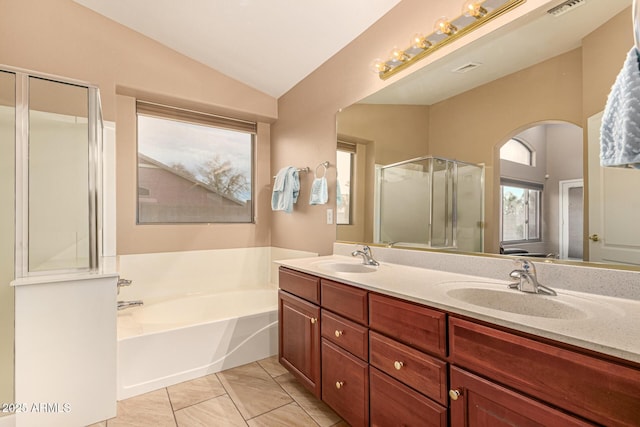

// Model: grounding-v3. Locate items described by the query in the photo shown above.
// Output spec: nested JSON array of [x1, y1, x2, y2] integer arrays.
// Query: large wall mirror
[[337, 0, 640, 268]]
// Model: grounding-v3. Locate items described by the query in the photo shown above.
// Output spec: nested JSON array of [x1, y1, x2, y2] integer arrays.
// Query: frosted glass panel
[[29, 77, 90, 272], [379, 158, 431, 245], [457, 163, 484, 252], [431, 159, 454, 247]]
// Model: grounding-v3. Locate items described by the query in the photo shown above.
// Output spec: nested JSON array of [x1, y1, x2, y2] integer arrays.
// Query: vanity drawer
[[449, 317, 640, 427], [369, 293, 447, 357], [321, 309, 368, 360], [370, 331, 448, 405], [321, 279, 368, 325], [370, 367, 447, 427], [279, 267, 320, 304], [322, 339, 369, 427]]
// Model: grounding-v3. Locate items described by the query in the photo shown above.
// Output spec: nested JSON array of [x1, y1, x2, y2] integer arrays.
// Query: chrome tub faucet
[[508, 259, 556, 296], [117, 300, 144, 310], [116, 277, 144, 309], [352, 245, 380, 266]]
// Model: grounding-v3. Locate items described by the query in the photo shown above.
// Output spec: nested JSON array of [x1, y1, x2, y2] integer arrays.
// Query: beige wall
[[335, 49, 584, 254], [0, 0, 276, 123], [337, 104, 429, 243], [116, 95, 273, 254], [429, 49, 583, 253], [0, 0, 278, 255], [272, 0, 572, 255], [337, 104, 430, 165], [0, 0, 278, 405]]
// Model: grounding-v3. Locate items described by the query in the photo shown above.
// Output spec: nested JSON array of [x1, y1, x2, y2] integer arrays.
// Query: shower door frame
[[3, 65, 103, 278]]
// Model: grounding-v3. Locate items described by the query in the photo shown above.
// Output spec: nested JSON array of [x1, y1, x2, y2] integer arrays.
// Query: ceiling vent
[[547, 0, 587, 17], [452, 62, 482, 73]]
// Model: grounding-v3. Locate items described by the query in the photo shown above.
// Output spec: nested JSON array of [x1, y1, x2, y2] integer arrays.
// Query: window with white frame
[[500, 138, 534, 166], [336, 141, 355, 225], [500, 179, 542, 243], [136, 101, 255, 224]]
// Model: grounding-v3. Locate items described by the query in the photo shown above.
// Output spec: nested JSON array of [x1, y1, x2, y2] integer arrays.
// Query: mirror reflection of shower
[[375, 156, 484, 252]]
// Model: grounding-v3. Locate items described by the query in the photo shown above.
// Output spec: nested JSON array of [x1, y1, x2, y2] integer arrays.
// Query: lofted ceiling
[[72, 0, 402, 98]]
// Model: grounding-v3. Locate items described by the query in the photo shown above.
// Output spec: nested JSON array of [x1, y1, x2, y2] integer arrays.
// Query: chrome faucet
[[117, 300, 144, 310], [352, 245, 379, 266], [508, 259, 556, 296], [117, 277, 132, 295]]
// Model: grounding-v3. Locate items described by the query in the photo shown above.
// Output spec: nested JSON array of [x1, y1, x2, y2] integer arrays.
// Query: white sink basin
[[446, 287, 588, 320], [314, 261, 378, 274]]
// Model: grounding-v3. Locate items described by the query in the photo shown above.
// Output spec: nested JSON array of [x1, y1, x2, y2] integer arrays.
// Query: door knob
[[335, 381, 344, 389], [449, 389, 462, 401], [588, 234, 600, 242]]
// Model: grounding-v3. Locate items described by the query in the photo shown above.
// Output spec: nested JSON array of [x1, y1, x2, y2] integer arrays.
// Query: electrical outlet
[[326, 208, 334, 225]]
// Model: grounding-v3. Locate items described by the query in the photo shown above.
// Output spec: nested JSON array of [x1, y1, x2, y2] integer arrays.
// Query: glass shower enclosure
[[2, 67, 104, 277], [375, 156, 484, 252]]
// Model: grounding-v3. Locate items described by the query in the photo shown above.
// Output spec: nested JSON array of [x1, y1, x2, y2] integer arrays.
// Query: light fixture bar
[[378, 0, 526, 80]]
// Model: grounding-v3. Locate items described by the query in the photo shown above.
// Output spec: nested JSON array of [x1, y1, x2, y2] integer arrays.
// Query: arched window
[[500, 138, 534, 166]]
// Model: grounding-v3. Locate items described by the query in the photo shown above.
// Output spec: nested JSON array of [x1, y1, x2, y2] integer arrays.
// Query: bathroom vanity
[[277, 256, 640, 427]]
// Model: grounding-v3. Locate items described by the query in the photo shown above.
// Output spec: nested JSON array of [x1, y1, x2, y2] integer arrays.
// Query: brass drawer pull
[[335, 381, 344, 389], [449, 389, 462, 401], [310, 317, 317, 324], [334, 330, 343, 337], [394, 361, 404, 370]]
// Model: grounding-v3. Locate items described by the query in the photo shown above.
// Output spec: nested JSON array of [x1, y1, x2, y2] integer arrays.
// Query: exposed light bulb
[[434, 17, 457, 36], [462, 0, 488, 18], [369, 58, 389, 74], [389, 46, 408, 63], [410, 33, 431, 50]]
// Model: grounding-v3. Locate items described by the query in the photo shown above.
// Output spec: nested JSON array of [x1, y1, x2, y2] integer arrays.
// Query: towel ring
[[315, 161, 329, 178]]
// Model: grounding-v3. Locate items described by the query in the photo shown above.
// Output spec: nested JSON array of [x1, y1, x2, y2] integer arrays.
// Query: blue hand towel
[[309, 176, 328, 205], [336, 179, 343, 206], [271, 166, 299, 213], [600, 46, 640, 168]]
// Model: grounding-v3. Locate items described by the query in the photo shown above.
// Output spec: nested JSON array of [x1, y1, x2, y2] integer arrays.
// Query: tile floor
[[88, 356, 347, 427]]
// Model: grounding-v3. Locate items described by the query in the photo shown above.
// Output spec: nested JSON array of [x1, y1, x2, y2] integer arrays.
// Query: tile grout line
[[214, 371, 250, 426], [102, 358, 335, 427], [162, 387, 179, 427]]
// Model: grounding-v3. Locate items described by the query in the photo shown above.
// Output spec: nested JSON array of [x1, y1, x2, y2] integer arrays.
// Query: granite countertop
[[276, 255, 640, 364]]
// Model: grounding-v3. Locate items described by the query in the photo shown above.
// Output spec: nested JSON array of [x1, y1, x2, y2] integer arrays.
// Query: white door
[[587, 111, 640, 265]]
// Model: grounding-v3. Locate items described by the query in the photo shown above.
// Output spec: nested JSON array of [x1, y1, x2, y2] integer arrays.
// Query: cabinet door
[[370, 367, 447, 427], [279, 290, 321, 397], [322, 339, 369, 427], [450, 367, 594, 427], [450, 317, 640, 426]]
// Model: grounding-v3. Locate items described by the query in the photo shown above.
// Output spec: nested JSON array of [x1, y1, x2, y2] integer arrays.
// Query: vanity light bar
[[375, 0, 526, 80]]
